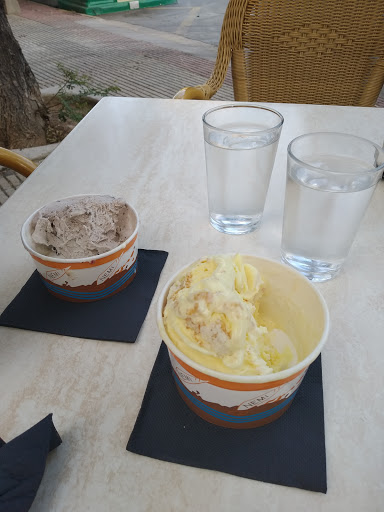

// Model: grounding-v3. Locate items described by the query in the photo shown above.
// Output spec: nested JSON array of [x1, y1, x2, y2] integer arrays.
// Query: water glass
[[202, 104, 284, 235], [281, 132, 384, 281]]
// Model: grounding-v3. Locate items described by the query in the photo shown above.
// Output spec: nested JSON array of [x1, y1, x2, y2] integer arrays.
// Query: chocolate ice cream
[[30, 195, 135, 259]]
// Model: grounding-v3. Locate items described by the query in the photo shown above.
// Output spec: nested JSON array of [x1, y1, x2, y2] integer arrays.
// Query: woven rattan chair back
[[176, 0, 384, 106]]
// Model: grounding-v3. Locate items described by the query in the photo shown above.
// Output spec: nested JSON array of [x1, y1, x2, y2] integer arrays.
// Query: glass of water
[[202, 104, 284, 235], [281, 132, 384, 282]]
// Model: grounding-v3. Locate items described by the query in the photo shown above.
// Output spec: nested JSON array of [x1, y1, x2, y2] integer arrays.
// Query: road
[[101, 0, 227, 47]]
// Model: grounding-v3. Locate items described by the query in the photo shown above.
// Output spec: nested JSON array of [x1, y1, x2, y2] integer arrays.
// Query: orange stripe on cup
[[171, 351, 305, 391], [30, 234, 137, 269]]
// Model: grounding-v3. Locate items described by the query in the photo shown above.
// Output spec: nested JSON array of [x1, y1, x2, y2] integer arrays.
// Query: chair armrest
[[173, 85, 214, 100], [173, 0, 246, 101], [0, 148, 37, 177]]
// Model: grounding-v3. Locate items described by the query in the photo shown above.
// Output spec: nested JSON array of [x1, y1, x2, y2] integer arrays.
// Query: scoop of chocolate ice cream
[[30, 195, 136, 259]]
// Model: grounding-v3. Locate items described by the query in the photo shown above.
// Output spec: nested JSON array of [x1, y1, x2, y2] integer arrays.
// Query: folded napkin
[[0, 249, 168, 342], [0, 414, 62, 512], [127, 343, 327, 493]]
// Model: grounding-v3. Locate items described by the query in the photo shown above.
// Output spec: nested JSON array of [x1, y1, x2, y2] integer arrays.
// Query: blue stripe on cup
[[173, 369, 297, 423], [42, 261, 137, 300]]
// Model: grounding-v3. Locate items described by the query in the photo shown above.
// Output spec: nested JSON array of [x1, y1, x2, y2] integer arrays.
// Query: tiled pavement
[[0, 169, 26, 206], [9, 1, 233, 100]]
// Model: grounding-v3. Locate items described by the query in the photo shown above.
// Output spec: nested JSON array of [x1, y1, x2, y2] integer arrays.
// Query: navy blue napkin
[[127, 342, 327, 493], [0, 249, 168, 342], [0, 414, 62, 512]]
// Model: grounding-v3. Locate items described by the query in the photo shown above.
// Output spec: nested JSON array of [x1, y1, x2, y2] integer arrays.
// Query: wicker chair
[[175, 0, 384, 106], [0, 148, 37, 178]]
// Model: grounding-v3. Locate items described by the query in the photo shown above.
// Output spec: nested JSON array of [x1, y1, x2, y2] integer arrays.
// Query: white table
[[1, 98, 383, 511]]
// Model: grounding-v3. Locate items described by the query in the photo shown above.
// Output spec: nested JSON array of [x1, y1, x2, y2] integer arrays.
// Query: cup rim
[[20, 193, 139, 264], [202, 103, 284, 135], [157, 254, 330, 384], [288, 131, 384, 175]]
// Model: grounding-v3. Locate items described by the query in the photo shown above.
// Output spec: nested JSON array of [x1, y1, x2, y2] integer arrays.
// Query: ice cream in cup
[[21, 194, 139, 302], [157, 254, 329, 428]]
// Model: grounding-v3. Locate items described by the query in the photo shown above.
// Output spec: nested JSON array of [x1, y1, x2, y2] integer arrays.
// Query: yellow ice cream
[[163, 254, 298, 376]]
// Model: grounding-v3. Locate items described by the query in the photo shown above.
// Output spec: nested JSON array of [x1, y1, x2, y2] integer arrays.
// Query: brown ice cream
[[30, 195, 135, 259]]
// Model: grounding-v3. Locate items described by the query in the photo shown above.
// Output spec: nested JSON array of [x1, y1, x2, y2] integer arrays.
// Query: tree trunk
[[0, 0, 48, 148]]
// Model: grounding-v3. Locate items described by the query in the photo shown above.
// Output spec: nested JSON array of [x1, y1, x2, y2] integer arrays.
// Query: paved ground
[[9, 0, 232, 99], [2, 0, 383, 204], [101, 0, 227, 46], [0, 169, 26, 206]]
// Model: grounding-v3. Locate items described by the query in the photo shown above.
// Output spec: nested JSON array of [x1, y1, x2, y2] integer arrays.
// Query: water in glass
[[205, 129, 279, 235], [281, 155, 376, 281]]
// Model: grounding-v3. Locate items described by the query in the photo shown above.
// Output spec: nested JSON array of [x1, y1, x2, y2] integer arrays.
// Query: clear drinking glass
[[281, 132, 384, 281], [202, 104, 284, 235]]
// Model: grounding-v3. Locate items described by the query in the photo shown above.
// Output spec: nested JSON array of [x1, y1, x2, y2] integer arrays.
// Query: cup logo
[[174, 365, 208, 385], [97, 255, 125, 285], [46, 267, 71, 281], [237, 388, 279, 410], [237, 372, 306, 410]]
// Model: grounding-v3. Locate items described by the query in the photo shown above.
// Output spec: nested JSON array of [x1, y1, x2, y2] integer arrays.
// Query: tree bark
[[0, 0, 48, 148]]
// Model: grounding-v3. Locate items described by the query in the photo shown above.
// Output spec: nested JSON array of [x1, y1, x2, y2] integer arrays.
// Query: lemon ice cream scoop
[[163, 254, 298, 375]]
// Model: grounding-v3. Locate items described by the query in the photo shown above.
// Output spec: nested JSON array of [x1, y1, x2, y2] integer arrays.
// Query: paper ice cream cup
[[157, 255, 329, 429], [21, 194, 139, 302]]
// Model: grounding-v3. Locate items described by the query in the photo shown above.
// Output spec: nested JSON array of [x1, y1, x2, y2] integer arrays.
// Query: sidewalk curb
[[11, 143, 60, 162], [58, 0, 177, 16], [76, 16, 219, 61]]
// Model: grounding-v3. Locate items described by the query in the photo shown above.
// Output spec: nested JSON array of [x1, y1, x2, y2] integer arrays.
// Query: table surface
[[0, 98, 383, 511]]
